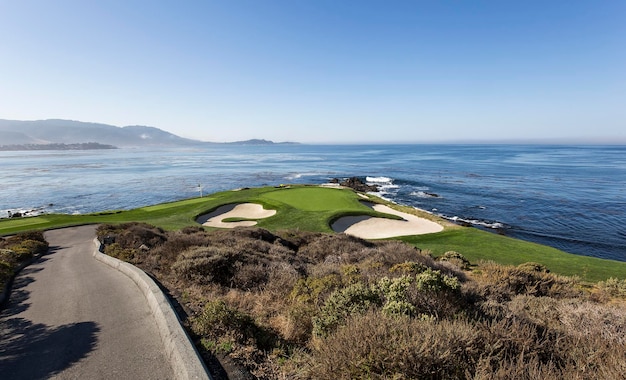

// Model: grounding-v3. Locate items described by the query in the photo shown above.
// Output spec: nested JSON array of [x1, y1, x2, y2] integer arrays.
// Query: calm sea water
[[1, 144, 625, 262]]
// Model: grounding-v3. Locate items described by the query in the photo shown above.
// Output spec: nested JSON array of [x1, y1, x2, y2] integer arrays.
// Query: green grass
[[254, 186, 378, 232], [0, 186, 372, 234], [399, 229, 626, 283], [1, 185, 625, 282], [260, 187, 361, 211]]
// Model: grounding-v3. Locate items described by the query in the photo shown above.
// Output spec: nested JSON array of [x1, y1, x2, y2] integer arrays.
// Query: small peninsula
[[0, 142, 117, 151]]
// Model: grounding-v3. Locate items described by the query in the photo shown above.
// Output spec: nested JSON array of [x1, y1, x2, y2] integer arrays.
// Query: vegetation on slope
[[3, 184, 626, 378], [0, 231, 49, 292], [97, 223, 626, 380]]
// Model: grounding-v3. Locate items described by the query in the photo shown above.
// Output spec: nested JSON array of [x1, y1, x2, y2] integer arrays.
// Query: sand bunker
[[332, 204, 443, 239], [198, 203, 276, 228]]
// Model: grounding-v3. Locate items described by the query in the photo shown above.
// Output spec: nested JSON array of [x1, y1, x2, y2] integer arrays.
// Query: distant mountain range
[[0, 119, 297, 149]]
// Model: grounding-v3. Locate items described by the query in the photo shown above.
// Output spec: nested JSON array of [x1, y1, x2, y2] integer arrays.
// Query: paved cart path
[[0, 225, 175, 379]]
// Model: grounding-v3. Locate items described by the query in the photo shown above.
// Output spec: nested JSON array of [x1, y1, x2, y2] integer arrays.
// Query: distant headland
[[0, 119, 298, 150], [0, 142, 117, 151]]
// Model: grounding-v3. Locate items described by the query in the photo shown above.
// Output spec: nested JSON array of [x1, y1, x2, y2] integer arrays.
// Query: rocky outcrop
[[330, 177, 379, 192]]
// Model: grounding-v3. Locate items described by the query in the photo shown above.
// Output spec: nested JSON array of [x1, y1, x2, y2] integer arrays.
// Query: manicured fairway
[[2, 185, 625, 282], [260, 187, 364, 211], [0, 186, 379, 234]]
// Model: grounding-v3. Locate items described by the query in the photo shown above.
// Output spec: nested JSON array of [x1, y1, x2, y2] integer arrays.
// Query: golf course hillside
[[1, 185, 625, 283], [4, 185, 626, 379]]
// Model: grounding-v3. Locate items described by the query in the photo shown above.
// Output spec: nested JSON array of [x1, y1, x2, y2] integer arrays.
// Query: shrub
[[232, 262, 269, 290], [149, 231, 212, 267], [341, 264, 361, 284], [389, 261, 427, 275], [516, 262, 550, 273], [290, 274, 343, 306], [192, 299, 255, 339], [192, 300, 281, 353], [263, 263, 300, 297], [97, 222, 167, 249], [14, 230, 47, 244], [172, 246, 232, 285], [415, 268, 460, 292], [309, 311, 481, 379], [0, 260, 12, 284], [478, 316, 564, 374], [8, 246, 34, 262], [312, 283, 382, 337], [181, 225, 205, 234], [118, 223, 167, 248], [16, 239, 48, 255], [359, 241, 432, 270], [0, 233, 50, 289], [598, 277, 626, 298], [298, 233, 376, 263], [438, 250, 471, 270], [506, 295, 561, 329], [0, 248, 17, 265], [283, 305, 315, 344], [476, 262, 579, 301], [377, 275, 416, 317], [473, 304, 626, 380], [7, 239, 49, 261], [556, 299, 626, 345], [104, 242, 136, 262]]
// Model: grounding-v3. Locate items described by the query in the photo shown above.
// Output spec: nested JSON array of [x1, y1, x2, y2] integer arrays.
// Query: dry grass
[[309, 311, 481, 380]]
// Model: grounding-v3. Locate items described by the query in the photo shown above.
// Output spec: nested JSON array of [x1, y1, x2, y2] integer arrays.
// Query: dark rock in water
[[339, 177, 379, 192], [424, 192, 440, 198]]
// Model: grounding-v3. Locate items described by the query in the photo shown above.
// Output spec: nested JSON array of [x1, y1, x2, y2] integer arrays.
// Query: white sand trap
[[198, 203, 276, 228], [332, 204, 443, 239]]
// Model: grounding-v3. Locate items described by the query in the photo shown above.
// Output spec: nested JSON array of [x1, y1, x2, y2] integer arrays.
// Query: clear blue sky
[[1, 1, 625, 143]]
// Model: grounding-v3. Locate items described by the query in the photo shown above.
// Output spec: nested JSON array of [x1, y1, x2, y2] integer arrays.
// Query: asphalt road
[[0, 225, 175, 379]]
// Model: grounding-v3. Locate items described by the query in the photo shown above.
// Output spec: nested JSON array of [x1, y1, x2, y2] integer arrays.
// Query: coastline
[[1, 144, 624, 261]]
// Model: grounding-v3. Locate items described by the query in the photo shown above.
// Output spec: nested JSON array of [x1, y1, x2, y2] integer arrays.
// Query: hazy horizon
[[1, 1, 625, 144], [2, 117, 626, 146]]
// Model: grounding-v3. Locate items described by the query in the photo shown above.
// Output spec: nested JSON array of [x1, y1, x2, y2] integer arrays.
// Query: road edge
[[92, 238, 212, 380]]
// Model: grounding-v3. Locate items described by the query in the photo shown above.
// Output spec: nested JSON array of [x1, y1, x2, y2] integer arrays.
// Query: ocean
[[1, 144, 625, 262]]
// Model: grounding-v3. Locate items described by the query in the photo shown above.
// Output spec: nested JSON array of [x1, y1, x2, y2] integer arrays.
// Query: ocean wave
[[445, 215, 507, 230], [410, 191, 441, 199], [285, 173, 303, 180], [379, 183, 399, 190], [366, 176, 399, 196], [2, 206, 49, 218], [366, 176, 393, 183]]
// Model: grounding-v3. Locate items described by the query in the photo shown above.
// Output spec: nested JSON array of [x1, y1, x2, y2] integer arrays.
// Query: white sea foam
[[285, 173, 303, 180], [410, 191, 439, 198], [447, 215, 505, 229], [367, 176, 398, 196], [2, 206, 47, 218], [366, 176, 392, 183], [379, 183, 399, 190]]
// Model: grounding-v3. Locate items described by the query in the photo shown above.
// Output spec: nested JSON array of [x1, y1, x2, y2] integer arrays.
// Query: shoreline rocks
[[330, 177, 379, 192]]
